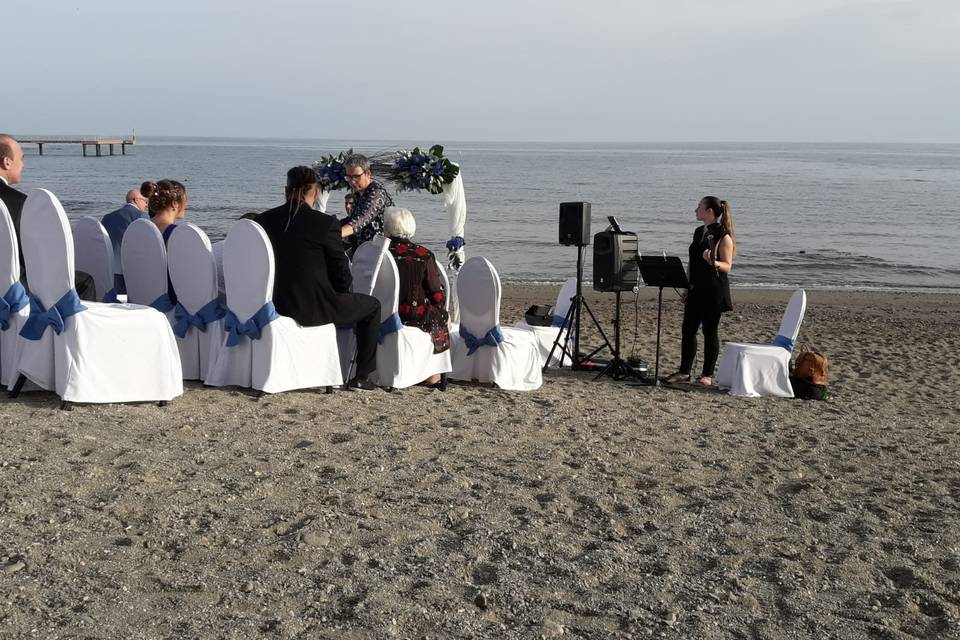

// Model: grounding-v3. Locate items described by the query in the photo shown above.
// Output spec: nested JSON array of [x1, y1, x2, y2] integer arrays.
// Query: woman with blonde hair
[[665, 195, 736, 386]]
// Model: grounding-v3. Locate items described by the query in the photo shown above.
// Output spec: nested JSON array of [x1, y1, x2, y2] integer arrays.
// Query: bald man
[[0, 133, 96, 300], [0, 134, 27, 276], [102, 187, 149, 294]]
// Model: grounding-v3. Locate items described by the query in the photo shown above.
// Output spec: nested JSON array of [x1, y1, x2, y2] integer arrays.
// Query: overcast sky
[[4, 0, 958, 142]]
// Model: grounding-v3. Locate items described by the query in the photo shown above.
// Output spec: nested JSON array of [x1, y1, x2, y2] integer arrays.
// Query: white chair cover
[[72, 216, 115, 302], [514, 276, 577, 367], [167, 224, 225, 381], [0, 201, 31, 388], [716, 289, 807, 397], [336, 239, 383, 382], [449, 256, 542, 390], [204, 220, 342, 393], [121, 218, 170, 309], [14, 189, 182, 403], [370, 244, 452, 389]]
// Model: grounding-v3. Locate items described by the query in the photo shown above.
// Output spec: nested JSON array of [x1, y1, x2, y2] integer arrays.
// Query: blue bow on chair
[[378, 312, 404, 344], [223, 302, 279, 347], [20, 289, 87, 340], [461, 325, 504, 356], [102, 288, 120, 303], [771, 334, 795, 352], [550, 314, 566, 328], [173, 299, 227, 339], [0, 282, 30, 331], [150, 292, 175, 313]]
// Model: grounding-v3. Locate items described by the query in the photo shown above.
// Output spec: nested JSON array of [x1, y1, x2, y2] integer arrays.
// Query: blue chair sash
[[771, 334, 795, 352], [223, 302, 279, 347], [0, 282, 30, 331], [20, 289, 87, 341], [550, 314, 566, 328], [173, 298, 227, 339], [378, 312, 404, 344], [102, 288, 119, 303], [150, 292, 175, 313], [461, 324, 504, 356]]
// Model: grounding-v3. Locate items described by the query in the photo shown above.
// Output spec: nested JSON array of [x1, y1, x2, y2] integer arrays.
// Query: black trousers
[[680, 289, 723, 377], [333, 292, 381, 379]]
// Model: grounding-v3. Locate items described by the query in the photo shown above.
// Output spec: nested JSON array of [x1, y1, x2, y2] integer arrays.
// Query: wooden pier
[[18, 135, 136, 157]]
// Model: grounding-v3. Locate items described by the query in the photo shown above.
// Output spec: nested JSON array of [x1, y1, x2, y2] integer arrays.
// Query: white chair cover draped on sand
[[716, 289, 807, 398], [13, 189, 182, 403], [335, 240, 384, 382], [0, 201, 31, 388], [368, 241, 452, 389], [167, 224, 226, 381], [449, 256, 542, 390], [514, 276, 577, 367], [72, 216, 117, 302], [204, 220, 342, 393]]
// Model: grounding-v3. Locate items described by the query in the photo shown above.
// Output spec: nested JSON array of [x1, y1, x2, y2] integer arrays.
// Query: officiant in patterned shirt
[[340, 153, 394, 257]]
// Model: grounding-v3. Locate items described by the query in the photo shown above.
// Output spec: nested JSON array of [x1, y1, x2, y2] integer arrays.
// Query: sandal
[[695, 375, 713, 386], [663, 371, 691, 383]]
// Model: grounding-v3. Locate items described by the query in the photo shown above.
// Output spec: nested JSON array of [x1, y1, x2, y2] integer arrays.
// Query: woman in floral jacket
[[384, 207, 450, 387]]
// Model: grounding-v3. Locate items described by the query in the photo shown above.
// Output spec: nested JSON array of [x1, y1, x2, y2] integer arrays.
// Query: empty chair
[[370, 242, 452, 389], [449, 256, 542, 391], [167, 224, 226, 381], [514, 276, 577, 367], [72, 216, 117, 302], [716, 289, 807, 397], [0, 201, 30, 388], [121, 218, 174, 314], [12, 189, 182, 403], [336, 240, 383, 382], [204, 220, 342, 393]]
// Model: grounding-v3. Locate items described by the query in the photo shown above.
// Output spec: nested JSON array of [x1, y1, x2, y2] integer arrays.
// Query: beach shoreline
[[1, 286, 958, 638]]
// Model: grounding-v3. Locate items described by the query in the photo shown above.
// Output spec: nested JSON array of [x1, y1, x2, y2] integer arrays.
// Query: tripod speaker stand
[[544, 244, 613, 371]]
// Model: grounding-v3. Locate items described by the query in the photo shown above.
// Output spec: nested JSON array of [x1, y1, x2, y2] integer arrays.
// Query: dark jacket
[[256, 201, 351, 326], [101, 203, 145, 273], [0, 179, 27, 276]]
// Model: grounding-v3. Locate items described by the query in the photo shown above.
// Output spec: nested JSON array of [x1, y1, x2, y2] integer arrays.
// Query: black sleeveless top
[[688, 224, 733, 313]]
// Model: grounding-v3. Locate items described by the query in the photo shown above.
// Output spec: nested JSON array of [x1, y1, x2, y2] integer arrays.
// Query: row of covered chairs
[[0, 189, 544, 406]]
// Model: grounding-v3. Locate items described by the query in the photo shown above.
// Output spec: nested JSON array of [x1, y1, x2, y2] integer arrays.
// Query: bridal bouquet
[[388, 145, 460, 195]]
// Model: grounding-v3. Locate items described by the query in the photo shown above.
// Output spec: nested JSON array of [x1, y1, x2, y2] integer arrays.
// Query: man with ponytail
[[257, 166, 381, 391], [665, 196, 736, 386]]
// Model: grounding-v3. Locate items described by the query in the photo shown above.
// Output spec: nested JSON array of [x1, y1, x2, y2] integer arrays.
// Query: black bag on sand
[[791, 347, 830, 400]]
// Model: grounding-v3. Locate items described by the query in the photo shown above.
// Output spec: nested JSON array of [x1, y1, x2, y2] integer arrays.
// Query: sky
[[4, 0, 959, 142]]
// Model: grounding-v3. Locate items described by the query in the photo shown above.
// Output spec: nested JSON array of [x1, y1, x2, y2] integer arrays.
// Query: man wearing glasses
[[101, 187, 150, 294], [340, 153, 393, 256]]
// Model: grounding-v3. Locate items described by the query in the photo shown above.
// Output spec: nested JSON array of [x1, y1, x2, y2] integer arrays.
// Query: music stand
[[637, 255, 688, 387]]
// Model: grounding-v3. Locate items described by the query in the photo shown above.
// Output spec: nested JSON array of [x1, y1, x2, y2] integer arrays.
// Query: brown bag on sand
[[793, 348, 829, 385]]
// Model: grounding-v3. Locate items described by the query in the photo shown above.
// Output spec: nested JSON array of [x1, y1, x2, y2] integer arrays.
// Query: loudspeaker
[[593, 230, 639, 292], [559, 202, 591, 246], [524, 304, 555, 327]]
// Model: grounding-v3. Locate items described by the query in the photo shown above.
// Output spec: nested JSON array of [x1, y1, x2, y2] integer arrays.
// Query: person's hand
[[702, 248, 713, 263], [341, 224, 355, 239]]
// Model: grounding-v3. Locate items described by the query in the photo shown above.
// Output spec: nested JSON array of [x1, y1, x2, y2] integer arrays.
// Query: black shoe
[[347, 377, 377, 392]]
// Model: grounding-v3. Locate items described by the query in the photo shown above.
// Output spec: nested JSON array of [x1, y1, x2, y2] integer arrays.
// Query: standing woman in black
[[665, 196, 736, 385]]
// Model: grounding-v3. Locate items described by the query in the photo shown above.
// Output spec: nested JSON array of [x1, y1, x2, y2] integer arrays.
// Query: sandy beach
[[1, 286, 958, 639]]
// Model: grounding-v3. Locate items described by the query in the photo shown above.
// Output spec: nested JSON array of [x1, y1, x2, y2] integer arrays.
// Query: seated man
[[256, 166, 381, 390], [101, 184, 150, 294], [1, 134, 96, 301]]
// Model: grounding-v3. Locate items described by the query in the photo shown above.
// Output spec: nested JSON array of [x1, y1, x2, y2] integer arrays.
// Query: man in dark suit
[[0, 134, 27, 274], [1, 133, 97, 301], [101, 187, 149, 294], [256, 166, 381, 390]]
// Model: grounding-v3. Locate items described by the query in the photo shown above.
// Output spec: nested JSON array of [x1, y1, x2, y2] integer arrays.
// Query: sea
[[16, 137, 960, 292]]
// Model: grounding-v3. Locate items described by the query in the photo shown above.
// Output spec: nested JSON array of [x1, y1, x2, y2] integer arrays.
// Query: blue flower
[[433, 161, 443, 176]]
